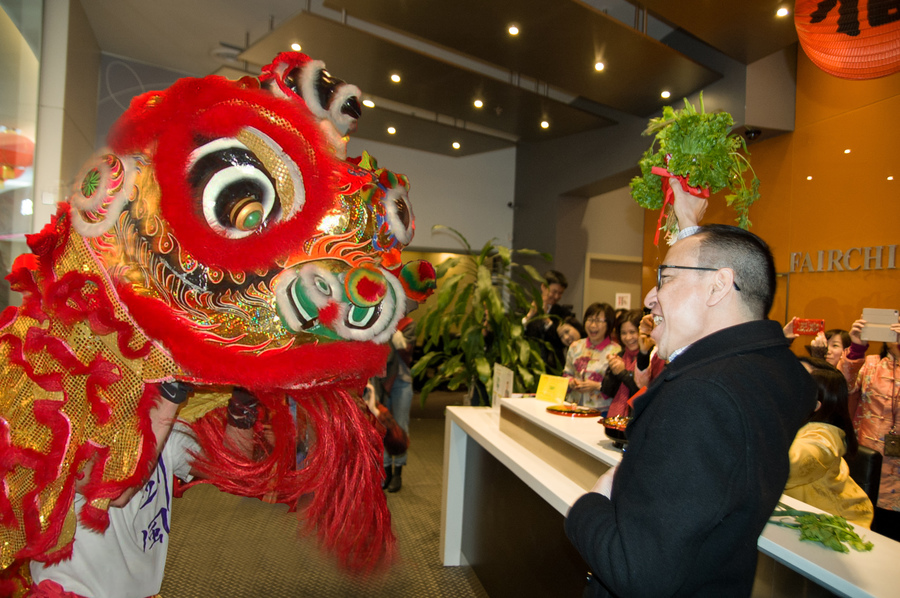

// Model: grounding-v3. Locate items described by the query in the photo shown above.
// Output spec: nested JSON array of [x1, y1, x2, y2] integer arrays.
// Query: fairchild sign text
[[790, 245, 898, 273]]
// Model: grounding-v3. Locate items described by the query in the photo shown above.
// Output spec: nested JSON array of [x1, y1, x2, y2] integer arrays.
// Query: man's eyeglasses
[[657, 265, 741, 291]]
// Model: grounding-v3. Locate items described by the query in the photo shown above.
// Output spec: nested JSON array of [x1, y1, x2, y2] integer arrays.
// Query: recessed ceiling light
[[290, 43, 302, 52], [806, 176, 813, 180], [844, 149, 851, 154], [473, 99, 483, 108], [452, 142, 461, 150], [889, 176, 895, 181], [660, 90, 671, 99], [594, 61, 605, 72], [362, 99, 375, 108], [776, 7, 790, 17], [390, 74, 401, 83], [508, 24, 519, 36], [540, 120, 550, 129], [387, 127, 396, 135]]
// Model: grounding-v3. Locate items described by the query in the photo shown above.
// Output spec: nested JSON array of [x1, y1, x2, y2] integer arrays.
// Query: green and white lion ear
[[70, 151, 137, 238]]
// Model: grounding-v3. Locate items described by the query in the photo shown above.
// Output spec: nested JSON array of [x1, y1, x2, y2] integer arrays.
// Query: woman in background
[[603, 310, 665, 419], [786, 358, 873, 528], [557, 315, 585, 349], [562, 302, 619, 412], [809, 328, 852, 367], [845, 314, 900, 540]]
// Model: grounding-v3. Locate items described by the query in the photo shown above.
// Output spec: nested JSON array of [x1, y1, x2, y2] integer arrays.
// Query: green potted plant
[[412, 225, 553, 406]]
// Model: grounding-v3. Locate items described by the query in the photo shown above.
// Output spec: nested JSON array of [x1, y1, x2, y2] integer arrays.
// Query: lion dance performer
[[0, 52, 435, 597]]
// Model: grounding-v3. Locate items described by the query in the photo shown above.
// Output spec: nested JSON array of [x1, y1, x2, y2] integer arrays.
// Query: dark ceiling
[[232, 1, 799, 156], [639, 0, 799, 64], [86, 0, 801, 158]]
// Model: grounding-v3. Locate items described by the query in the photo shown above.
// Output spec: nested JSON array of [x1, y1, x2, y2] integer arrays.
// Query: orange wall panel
[[796, 50, 900, 128]]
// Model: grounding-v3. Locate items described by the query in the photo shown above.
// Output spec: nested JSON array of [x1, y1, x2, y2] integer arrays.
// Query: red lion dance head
[[0, 52, 435, 586]]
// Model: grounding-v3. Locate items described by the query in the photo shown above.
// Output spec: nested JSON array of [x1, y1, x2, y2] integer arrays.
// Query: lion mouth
[[288, 285, 320, 330], [273, 260, 404, 344]]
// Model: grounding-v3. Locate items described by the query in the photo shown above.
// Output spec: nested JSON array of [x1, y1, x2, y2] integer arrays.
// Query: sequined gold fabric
[[0, 221, 180, 569]]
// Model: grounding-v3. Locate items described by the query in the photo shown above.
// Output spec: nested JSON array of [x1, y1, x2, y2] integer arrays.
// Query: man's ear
[[706, 268, 737, 307]]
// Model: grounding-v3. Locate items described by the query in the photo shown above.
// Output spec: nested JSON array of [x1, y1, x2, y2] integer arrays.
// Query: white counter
[[441, 398, 899, 598]]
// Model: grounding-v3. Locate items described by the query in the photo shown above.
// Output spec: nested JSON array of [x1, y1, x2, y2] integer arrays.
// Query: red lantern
[[795, 0, 900, 79], [0, 130, 34, 185], [0, 129, 35, 185]]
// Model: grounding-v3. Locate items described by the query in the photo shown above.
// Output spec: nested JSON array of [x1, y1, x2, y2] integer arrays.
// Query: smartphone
[[860, 308, 899, 343], [793, 318, 824, 336]]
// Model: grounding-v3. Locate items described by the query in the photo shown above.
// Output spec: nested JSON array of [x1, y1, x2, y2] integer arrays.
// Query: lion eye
[[382, 186, 414, 246], [229, 197, 265, 231], [188, 138, 279, 238]]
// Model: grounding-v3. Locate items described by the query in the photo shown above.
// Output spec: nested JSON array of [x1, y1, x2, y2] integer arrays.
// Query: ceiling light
[[387, 127, 396, 135], [889, 176, 895, 181], [473, 99, 483, 108], [290, 43, 301, 52], [391, 74, 401, 83], [660, 90, 671, 99], [806, 176, 813, 180], [594, 61, 605, 72], [362, 99, 375, 108], [452, 142, 461, 150], [508, 25, 519, 36], [540, 120, 550, 129], [844, 149, 851, 153], [776, 7, 790, 17]]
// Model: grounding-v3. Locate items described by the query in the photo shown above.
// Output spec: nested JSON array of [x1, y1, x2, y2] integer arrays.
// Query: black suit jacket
[[566, 320, 816, 598], [525, 303, 571, 371]]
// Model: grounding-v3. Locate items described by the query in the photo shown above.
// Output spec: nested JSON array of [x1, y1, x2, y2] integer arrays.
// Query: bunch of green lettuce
[[770, 503, 874, 554], [629, 93, 760, 237]]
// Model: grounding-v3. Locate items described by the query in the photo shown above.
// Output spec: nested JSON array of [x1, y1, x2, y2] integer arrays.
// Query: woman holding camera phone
[[842, 313, 900, 540]]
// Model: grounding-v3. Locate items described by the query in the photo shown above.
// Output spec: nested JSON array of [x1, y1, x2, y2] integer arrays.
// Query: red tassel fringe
[[181, 386, 395, 572]]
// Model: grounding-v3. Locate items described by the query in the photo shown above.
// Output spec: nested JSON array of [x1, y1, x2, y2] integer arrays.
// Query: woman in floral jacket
[[563, 302, 619, 412], [845, 315, 900, 540]]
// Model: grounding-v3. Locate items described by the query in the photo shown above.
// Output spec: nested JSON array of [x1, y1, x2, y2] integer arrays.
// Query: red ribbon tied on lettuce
[[650, 166, 710, 246]]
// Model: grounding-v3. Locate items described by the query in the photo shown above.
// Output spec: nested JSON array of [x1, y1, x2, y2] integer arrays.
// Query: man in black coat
[[565, 223, 816, 597], [524, 269, 572, 372]]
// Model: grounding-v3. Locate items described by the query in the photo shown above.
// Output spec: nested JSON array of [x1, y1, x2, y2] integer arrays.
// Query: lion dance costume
[[0, 52, 435, 594]]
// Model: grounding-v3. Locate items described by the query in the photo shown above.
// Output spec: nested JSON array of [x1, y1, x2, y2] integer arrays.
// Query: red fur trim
[[1, 334, 63, 392], [6, 254, 39, 295], [25, 206, 69, 272], [259, 52, 312, 84], [83, 356, 121, 424], [28, 578, 87, 598], [0, 559, 33, 598], [6, 256, 46, 323], [79, 384, 160, 504], [9, 401, 79, 563], [68, 442, 110, 533], [109, 75, 340, 272], [117, 285, 389, 387], [0, 419, 45, 488], [29, 401, 72, 488], [0, 305, 16, 330], [47, 271, 150, 361], [77, 503, 110, 535], [35, 527, 75, 568]]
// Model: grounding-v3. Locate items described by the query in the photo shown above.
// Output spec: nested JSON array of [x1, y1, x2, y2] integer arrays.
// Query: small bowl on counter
[[600, 415, 630, 449]]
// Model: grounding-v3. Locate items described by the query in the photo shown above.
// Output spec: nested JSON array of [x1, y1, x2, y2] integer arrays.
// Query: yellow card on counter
[[535, 374, 569, 403]]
